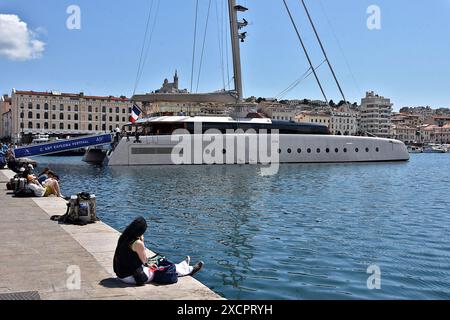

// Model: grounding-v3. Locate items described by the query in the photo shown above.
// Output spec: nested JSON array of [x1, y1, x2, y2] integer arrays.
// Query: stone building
[[4, 89, 136, 144]]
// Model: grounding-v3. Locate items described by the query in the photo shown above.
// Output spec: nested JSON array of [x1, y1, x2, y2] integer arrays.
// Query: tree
[[256, 97, 266, 103], [329, 100, 336, 107]]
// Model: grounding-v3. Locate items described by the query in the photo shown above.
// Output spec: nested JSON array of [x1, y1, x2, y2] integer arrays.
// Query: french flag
[[129, 104, 142, 123]]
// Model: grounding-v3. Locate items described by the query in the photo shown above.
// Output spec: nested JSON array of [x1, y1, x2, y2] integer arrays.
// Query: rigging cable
[[190, 0, 200, 93], [196, 0, 213, 93], [276, 59, 327, 100], [300, 0, 346, 103], [215, 0, 226, 90], [133, 0, 155, 96], [282, 0, 328, 103], [134, 0, 161, 96], [317, 0, 361, 97]]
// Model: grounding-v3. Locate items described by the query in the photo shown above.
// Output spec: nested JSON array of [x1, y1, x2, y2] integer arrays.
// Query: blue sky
[[0, 0, 449, 110]]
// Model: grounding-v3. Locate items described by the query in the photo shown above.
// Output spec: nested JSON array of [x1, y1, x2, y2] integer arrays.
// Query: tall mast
[[228, 0, 247, 101]]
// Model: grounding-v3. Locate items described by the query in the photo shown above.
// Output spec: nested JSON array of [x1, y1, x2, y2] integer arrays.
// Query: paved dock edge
[[0, 168, 223, 300]]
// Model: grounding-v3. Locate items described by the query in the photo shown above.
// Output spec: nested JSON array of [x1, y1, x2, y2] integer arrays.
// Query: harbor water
[[32, 154, 450, 299]]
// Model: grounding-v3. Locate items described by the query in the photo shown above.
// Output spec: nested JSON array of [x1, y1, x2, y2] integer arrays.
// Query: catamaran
[[101, 0, 409, 166]]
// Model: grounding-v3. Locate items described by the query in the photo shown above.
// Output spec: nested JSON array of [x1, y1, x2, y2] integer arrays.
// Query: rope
[[282, 0, 328, 103], [215, 0, 226, 90], [134, 0, 161, 96], [196, 0, 213, 93], [190, 0, 200, 93], [300, 0, 347, 103], [133, 0, 155, 96]]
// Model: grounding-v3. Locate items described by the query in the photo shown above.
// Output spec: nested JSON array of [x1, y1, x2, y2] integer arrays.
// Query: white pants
[[118, 259, 193, 285]]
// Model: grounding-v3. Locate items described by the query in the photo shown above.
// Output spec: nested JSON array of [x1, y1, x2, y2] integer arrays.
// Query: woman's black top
[[113, 240, 143, 278]]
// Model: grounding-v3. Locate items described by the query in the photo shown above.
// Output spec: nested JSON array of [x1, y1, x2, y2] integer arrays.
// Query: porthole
[[366, 148, 370, 153], [335, 148, 339, 153], [307, 148, 312, 153], [326, 148, 330, 153], [297, 148, 302, 153], [316, 148, 321, 153], [222, 149, 226, 154], [355, 148, 359, 153], [287, 148, 292, 154], [278, 148, 282, 154], [376, 147, 379, 152], [343, 148, 347, 153]]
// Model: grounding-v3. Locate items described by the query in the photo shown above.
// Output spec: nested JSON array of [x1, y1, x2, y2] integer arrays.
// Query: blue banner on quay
[[14, 134, 113, 158]]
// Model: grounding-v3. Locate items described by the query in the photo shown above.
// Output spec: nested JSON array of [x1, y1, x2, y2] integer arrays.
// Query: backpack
[[50, 192, 98, 225], [13, 178, 33, 197]]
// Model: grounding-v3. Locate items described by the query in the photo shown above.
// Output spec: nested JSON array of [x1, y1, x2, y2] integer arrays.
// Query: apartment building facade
[[6, 89, 136, 143], [359, 91, 393, 138]]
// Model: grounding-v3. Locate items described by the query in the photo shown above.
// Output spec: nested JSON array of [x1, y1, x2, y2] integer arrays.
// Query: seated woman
[[113, 216, 203, 286], [27, 175, 62, 197], [38, 167, 50, 184]]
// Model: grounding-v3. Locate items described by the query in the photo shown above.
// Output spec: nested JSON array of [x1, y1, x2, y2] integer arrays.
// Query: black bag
[[151, 258, 178, 285]]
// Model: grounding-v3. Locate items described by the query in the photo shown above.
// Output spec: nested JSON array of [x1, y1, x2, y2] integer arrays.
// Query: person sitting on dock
[[27, 174, 62, 198], [38, 167, 50, 184], [113, 216, 203, 286]]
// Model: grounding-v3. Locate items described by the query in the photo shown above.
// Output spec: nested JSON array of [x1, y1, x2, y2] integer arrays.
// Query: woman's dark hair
[[119, 216, 147, 243]]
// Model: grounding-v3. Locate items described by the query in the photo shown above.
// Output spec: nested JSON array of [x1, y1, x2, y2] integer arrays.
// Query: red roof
[[14, 90, 130, 102]]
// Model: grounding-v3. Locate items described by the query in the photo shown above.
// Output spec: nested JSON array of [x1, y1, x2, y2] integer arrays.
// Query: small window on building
[[28, 102, 32, 109], [28, 111, 33, 118], [88, 124, 92, 130], [60, 113, 64, 120], [28, 121, 32, 129], [52, 114, 56, 120], [36, 104, 40, 110], [74, 123, 78, 130], [36, 113, 40, 119], [60, 104, 64, 111], [60, 123, 64, 130]]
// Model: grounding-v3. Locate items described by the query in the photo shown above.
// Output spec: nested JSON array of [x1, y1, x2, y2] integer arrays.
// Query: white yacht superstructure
[[104, 116, 409, 165]]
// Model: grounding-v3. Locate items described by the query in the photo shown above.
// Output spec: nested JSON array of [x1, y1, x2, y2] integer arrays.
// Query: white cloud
[[0, 14, 45, 61]]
